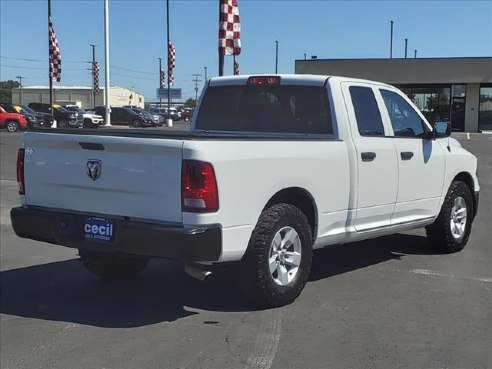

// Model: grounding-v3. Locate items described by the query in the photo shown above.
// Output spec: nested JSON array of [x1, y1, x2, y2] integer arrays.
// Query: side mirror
[[433, 121, 451, 138]]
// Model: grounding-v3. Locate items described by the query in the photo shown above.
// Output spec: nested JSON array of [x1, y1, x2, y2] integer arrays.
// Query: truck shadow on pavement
[[0, 232, 439, 327]]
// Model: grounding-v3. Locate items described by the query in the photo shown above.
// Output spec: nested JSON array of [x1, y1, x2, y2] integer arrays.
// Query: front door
[[377, 88, 446, 223], [342, 83, 398, 231]]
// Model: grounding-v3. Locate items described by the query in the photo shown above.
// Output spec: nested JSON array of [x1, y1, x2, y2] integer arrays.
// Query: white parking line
[[410, 268, 492, 283]]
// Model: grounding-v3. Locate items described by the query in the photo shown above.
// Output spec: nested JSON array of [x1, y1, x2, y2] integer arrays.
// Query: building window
[[397, 84, 465, 131], [479, 84, 492, 131]]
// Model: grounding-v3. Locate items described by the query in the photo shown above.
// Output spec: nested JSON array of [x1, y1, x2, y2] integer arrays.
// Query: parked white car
[[11, 75, 479, 307]]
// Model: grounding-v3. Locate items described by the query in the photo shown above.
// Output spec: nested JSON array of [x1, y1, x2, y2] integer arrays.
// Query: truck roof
[[209, 74, 395, 89]]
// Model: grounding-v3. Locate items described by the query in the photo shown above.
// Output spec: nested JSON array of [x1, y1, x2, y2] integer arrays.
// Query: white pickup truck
[[11, 75, 479, 307]]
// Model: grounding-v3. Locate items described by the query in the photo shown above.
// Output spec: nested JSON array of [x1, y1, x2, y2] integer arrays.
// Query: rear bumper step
[[10, 207, 222, 262]]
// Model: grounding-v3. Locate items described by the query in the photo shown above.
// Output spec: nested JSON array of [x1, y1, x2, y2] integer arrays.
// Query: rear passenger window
[[349, 86, 385, 136], [195, 85, 333, 135], [380, 89, 426, 137]]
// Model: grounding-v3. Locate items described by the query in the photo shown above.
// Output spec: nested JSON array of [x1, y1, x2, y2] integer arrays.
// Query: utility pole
[[275, 40, 279, 73], [390, 20, 394, 59], [414, 49, 417, 58], [90, 44, 96, 109], [193, 74, 201, 107], [16, 76, 23, 104], [304, 53, 307, 60], [204, 66, 208, 82], [158, 57, 162, 107], [404, 38, 408, 59]]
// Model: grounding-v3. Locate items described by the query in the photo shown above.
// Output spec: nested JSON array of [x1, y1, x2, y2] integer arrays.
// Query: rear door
[[23, 132, 184, 224], [342, 83, 398, 231]]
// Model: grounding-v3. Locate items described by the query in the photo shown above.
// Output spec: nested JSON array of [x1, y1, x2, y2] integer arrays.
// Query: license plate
[[84, 217, 114, 242]]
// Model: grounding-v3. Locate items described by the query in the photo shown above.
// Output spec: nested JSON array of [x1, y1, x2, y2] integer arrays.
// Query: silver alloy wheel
[[450, 196, 467, 240], [269, 226, 302, 286], [7, 121, 19, 132]]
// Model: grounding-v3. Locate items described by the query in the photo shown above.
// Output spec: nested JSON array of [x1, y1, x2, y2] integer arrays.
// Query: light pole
[[390, 20, 394, 59], [404, 38, 408, 58], [16, 75, 23, 104], [204, 66, 208, 82], [414, 49, 417, 58], [158, 57, 162, 107], [275, 40, 279, 73], [103, 0, 111, 125], [90, 44, 96, 108]]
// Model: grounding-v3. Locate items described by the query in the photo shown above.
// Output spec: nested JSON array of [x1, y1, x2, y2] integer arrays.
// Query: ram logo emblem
[[87, 160, 102, 181]]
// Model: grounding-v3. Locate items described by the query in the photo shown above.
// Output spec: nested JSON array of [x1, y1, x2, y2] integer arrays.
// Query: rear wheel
[[426, 180, 473, 253], [241, 204, 313, 308], [79, 250, 150, 279], [6, 120, 19, 132]]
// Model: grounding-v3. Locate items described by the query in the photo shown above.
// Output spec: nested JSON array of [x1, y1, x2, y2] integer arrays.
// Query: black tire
[[6, 120, 19, 132], [79, 250, 150, 279], [131, 119, 141, 128], [241, 203, 313, 308], [58, 119, 69, 129], [426, 180, 474, 253]]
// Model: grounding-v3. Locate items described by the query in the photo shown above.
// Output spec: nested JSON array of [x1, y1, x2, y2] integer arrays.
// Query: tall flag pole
[[219, 0, 241, 76], [48, 0, 61, 122], [233, 56, 239, 75]]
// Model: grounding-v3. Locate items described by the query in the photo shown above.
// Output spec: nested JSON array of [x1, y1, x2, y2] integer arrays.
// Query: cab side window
[[349, 86, 385, 136], [380, 89, 426, 137]]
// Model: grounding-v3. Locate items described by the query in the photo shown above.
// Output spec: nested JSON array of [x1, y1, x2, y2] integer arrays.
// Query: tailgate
[[23, 133, 184, 224]]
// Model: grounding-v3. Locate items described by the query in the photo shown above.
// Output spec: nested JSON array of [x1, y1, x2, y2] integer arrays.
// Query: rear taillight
[[181, 160, 219, 212], [17, 148, 25, 194], [247, 76, 281, 85]]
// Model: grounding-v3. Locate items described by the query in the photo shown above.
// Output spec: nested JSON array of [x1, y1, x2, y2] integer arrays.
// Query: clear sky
[[1, 0, 491, 101]]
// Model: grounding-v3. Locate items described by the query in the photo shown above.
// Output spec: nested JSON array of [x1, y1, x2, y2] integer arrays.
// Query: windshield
[[19, 105, 36, 114], [195, 85, 334, 135]]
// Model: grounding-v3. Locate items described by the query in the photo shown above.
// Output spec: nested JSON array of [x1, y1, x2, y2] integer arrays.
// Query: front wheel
[[79, 250, 150, 279], [241, 204, 313, 308], [426, 180, 474, 253], [58, 120, 69, 128], [131, 119, 141, 128], [6, 120, 19, 132]]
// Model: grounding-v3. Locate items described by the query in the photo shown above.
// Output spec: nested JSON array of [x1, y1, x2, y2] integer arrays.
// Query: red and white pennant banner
[[49, 15, 62, 82], [219, 0, 241, 56], [168, 41, 176, 86]]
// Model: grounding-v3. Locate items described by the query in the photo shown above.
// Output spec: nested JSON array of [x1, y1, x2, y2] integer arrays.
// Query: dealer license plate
[[84, 217, 114, 242]]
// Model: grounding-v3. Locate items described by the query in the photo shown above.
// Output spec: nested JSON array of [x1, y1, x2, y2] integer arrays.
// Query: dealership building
[[11, 85, 144, 109], [295, 57, 492, 132]]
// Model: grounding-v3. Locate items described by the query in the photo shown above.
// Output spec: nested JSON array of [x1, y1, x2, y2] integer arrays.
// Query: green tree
[[184, 98, 196, 108], [0, 80, 20, 104]]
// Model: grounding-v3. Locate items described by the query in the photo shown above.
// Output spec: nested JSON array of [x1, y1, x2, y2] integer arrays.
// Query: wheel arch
[[453, 171, 477, 218], [263, 187, 318, 241]]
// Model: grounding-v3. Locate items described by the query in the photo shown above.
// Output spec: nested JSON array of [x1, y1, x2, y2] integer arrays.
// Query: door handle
[[400, 151, 414, 160], [361, 152, 376, 162]]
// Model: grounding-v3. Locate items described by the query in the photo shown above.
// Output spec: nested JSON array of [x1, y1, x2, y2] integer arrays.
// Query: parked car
[[11, 75, 480, 308], [152, 107, 180, 121], [180, 108, 194, 122], [1, 104, 39, 129], [130, 108, 162, 127], [15, 105, 53, 128], [28, 103, 82, 128], [92, 106, 152, 127], [0, 106, 28, 132], [64, 106, 104, 128]]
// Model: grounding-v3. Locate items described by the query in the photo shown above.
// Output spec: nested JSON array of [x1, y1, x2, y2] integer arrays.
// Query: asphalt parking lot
[[1, 130, 491, 369]]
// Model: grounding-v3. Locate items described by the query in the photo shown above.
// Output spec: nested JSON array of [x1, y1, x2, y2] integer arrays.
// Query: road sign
[[157, 88, 182, 99]]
